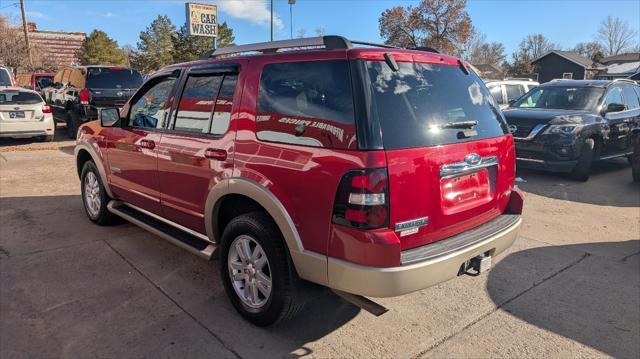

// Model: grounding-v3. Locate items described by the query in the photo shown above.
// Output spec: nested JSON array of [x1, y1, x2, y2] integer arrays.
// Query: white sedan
[[0, 87, 55, 142]]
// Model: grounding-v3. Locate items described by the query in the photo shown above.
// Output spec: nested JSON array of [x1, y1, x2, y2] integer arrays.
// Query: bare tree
[[457, 26, 485, 60], [296, 28, 306, 38], [597, 16, 638, 56], [0, 15, 49, 73], [519, 33, 558, 59], [573, 41, 605, 63], [379, 0, 473, 54], [314, 26, 326, 37]]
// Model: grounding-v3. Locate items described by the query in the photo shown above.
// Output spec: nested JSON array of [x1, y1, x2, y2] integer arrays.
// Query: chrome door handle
[[204, 148, 227, 161], [139, 139, 156, 150]]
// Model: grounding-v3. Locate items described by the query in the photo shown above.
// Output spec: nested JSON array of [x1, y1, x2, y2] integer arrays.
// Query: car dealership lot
[[0, 144, 638, 358]]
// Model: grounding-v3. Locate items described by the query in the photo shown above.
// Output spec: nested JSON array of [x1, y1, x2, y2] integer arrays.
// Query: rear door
[[106, 72, 180, 215], [157, 64, 240, 233], [363, 59, 514, 250], [602, 85, 629, 154]]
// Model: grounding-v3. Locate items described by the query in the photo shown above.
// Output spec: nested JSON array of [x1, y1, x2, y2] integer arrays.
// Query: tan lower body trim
[[327, 218, 522, 298]]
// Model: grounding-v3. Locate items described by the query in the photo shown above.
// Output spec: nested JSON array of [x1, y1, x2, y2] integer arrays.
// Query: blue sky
[[1, 0, 639, 57]]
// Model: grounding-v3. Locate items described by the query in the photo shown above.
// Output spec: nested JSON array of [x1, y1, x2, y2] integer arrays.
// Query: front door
[[157, 65, 240, 233], [602, 85, 630, 155], [107, 74, 179, 215]]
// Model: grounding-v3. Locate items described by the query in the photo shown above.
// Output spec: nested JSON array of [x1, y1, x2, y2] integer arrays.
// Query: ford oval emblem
[[508, 124, 517, 133], [465, 153, 481, 165], [116, 91, 124, 97]]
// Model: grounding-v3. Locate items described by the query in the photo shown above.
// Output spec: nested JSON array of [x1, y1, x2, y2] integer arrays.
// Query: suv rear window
[[366, 61, 507, 149], [87, 68, 143, 89], [0, 90, 42, 104], [256, 61, 357, 149]]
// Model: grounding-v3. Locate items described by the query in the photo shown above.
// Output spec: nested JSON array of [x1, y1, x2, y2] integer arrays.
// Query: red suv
[[75, 36, 523, 326]]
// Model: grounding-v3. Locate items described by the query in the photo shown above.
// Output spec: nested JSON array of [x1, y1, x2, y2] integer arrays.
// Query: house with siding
[[531, 50, 602, 83], [597, 53, 640, 80]]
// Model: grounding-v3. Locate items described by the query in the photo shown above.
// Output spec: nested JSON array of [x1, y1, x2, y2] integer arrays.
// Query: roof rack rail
[[409, 46, 440, 54], [202, 35, 420, 59], [204, 36, 352, 59]]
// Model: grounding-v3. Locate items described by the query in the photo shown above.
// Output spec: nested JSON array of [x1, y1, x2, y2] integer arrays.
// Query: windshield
[[0, 91, 43, 105], [366, 61, 507, 149], [86, 68, 143, 89], [513, 86, 604, 111], [0, 69, 12, 86]]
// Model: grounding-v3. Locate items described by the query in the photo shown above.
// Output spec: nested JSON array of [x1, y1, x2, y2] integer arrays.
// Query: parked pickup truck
[[75, 36, 523, 326], [15, 72, 55, 95], [42, 66, 142, 138]]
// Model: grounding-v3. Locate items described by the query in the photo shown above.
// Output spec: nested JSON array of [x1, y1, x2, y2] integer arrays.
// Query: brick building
[[27, 22, 86, 70]]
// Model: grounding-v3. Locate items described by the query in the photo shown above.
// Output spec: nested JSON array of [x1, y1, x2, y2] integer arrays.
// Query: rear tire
[[39, 133, 54, 142], [66, 111, 80, 139], [219, 212, 307, 326], [571, 138, 595, 181], [80, 160, 117, 225]]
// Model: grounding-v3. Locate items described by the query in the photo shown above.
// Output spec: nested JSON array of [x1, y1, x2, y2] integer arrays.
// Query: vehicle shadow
[[516, 158, 640, 207], [486, 240, 640, 358], [0, 194, 360, 358]]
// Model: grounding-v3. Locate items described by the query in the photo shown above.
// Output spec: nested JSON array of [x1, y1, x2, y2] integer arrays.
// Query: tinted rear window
[[0, 91, 43, 104], [86, 68, 143, 89], [256, 60, 357, 149], [0, 69, 11, 86], [366, 61, 507, 149], [513, 86, 604, 111]]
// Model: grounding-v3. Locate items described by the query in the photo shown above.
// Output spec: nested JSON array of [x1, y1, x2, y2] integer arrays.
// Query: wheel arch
[[205, 178, 328, 286], [74, 141, 113, 198]]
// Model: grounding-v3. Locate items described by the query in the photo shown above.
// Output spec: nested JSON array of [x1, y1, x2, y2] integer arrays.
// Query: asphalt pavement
[[0, 138, 638, 358]]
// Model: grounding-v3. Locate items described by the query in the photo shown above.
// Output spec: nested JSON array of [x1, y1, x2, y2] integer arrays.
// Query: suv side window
[[604, 86, 624, 108], [622, 84, 640, 109], [174, 75, 223, 133], [505, 84, 525, 102], [128, 76, 177, 129], [256, 60, 356, 149]]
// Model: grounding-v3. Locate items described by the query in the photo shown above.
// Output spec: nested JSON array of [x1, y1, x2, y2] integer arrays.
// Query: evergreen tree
[[173, 21, 235, 63], [133, 15, 176, 73], [77, 30, 127, 66]]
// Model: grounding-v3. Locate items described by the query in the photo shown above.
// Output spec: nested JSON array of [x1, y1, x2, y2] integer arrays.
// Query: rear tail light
[[79, 88, 90, 105], [42, 105, 52, 114], [332, 168, 389, 229]]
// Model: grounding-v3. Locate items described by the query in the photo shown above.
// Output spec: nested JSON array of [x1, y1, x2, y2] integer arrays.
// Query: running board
[[107, 201, 216, 259], [598, 151, 633, 161], [331, 289, 389, 316]]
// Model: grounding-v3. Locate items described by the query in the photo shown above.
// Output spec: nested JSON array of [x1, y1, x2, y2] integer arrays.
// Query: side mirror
[[99, 108, 120, 127], [604, 103, 626, 114]]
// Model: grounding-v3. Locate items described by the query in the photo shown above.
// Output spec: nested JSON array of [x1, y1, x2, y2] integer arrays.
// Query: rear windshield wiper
[[438, 120, 478, 130]]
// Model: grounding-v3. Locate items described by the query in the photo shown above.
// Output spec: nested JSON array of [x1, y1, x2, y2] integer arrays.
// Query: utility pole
[[270, 0, 274, 41], [288, 0, 295, 39], [20, 0, 33, 69]]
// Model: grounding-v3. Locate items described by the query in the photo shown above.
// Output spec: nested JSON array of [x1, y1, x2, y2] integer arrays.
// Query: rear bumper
[[0, 117, 54, 138], [327, 215, 521, 297]]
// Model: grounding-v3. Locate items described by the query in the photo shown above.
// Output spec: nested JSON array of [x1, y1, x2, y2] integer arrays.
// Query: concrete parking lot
[[1, 136, 639, 358]]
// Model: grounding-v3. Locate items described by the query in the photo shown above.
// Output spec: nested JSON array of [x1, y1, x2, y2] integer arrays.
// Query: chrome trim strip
[[107, 201, 216, 259], [516, 157, 545, 163], [514, 123, 546, 141], [120, 201, 211, 243], [440, 155, 499, 179]]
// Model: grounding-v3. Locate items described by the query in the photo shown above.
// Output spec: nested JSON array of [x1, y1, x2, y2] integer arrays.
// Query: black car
[[42, 66, 143, 138], [503, 79, 640, 181]]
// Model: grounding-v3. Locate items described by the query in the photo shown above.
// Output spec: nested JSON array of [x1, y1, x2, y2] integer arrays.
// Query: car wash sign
[[186, 2, 217, 37]]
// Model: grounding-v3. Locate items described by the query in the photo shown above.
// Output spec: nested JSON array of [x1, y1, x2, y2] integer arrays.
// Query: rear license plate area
[[440, 168, 494, 214], [9, 111, 25, 119]]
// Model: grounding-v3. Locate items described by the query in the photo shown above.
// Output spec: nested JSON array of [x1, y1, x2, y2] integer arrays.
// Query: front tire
[[571, 138, 595, 181], [80, 160, 117, 225], [220, 212, 307, 326]]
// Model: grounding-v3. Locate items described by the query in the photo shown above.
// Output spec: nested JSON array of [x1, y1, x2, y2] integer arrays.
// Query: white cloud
[[104, 12, 115, 18], [220, 0, 283, 30], [26, 11, 46, 19]]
